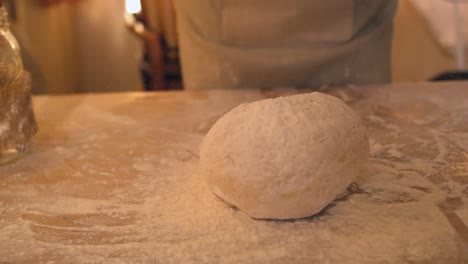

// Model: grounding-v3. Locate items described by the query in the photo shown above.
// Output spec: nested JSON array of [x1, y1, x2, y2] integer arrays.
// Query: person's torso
[[174, 0, 398, 89], [176, 0, 398, 48]]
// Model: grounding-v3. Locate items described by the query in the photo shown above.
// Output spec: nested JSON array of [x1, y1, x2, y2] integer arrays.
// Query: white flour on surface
[[0, 87, 467, 263]]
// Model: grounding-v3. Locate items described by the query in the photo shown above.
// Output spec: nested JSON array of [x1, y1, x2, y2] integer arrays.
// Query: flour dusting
[[0, 86, 467, 263]]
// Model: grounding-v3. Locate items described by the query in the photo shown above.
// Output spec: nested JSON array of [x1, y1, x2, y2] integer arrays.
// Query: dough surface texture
[[200, 92, 369, 219]]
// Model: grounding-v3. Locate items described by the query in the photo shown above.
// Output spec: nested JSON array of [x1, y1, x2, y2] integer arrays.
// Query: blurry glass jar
[[0, 6, 38, 165]]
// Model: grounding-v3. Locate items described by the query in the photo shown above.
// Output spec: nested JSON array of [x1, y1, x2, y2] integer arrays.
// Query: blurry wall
[[74, 0, 142, 93], [10, 0, 142, 94], [11, 0, 80, 94], [392, 0, 457, 82]]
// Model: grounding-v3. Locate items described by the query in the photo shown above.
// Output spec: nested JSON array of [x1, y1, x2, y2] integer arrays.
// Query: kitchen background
[[5, 0, 467, 94]]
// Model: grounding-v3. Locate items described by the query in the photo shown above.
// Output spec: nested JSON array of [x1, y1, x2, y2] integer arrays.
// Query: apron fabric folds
[[174, 0, 398, 90]]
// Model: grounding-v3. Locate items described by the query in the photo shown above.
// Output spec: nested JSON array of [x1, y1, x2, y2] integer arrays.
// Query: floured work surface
[[1, 82, 467, 263]]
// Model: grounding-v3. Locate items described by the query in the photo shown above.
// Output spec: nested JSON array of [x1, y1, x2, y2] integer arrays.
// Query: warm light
[[125, 0, 142, 14]]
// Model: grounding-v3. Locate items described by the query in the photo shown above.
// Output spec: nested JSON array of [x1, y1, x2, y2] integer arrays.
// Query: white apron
[[174, 0, 398, 90]]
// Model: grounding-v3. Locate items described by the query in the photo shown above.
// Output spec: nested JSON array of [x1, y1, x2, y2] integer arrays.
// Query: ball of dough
[[200, 92, 369, 219]]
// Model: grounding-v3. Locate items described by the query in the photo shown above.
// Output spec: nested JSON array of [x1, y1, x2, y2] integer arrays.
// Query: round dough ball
[[200, 92, 369, 220]]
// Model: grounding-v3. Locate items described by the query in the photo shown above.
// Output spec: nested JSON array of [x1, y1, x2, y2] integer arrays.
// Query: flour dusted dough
[[200, 92, 369, 219]]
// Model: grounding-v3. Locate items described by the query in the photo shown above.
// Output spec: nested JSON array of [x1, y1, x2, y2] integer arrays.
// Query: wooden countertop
[[1, 82, 467, 263]]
